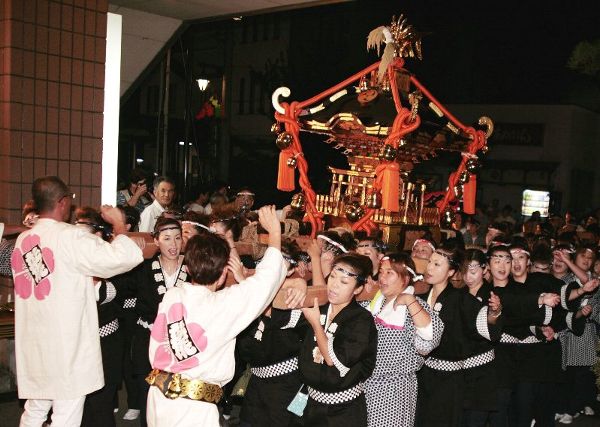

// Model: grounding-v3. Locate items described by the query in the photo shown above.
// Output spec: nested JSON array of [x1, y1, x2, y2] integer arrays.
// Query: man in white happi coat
[[11, 176, 144, 426], [146, 205, 303, 426]]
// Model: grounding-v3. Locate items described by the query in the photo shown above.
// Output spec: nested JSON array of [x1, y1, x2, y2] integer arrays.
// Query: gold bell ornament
[[345, 202, 365, 222], [290, 193, 306, 210], [276, 132, 294, 150], [379, 144, 398, 162]]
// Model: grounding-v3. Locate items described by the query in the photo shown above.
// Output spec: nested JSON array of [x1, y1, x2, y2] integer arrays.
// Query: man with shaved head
[[12, 176, 144, 426]]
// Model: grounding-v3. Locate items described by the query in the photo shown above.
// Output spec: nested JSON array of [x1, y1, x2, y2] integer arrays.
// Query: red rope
[[274, 61, 383, 237], [436, 128, 487, 216], [275, 102, 323, 236], [409, 75, 488, 217]]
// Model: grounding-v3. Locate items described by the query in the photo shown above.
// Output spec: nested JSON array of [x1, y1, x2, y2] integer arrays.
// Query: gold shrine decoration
[[273, 13, 492, 231]]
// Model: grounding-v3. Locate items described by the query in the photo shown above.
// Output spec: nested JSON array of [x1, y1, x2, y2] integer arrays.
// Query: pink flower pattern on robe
[[150, 302, 208, 372], [11, 234, 55, 300]]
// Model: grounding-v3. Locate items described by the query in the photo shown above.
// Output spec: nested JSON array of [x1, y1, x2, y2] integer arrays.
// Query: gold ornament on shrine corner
[[478, 116, 494, 138], [276, 132, 294, 150]]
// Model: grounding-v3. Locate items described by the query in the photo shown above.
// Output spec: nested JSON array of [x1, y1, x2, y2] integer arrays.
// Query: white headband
[[509, 248, 530, 256], [181, 221, 214, 233], [381, 256, 424, 282], [405, 266, 424, 282], [412, 239, 435, 251], [317, 234, 348, 253]]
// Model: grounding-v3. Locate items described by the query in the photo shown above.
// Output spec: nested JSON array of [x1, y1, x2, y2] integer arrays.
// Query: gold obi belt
[[146, 369, 224, 404]]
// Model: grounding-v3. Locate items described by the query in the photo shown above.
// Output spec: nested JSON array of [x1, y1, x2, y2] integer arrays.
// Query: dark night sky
[[288, 0, 600, 109], [252, 0, 600, 204], [123, 1, 600, 203]]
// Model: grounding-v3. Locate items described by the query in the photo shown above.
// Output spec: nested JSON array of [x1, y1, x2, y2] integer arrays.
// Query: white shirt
[[148, 247, 286, 386], [139, 199, 166, 232], [12, 218, 143, 399]]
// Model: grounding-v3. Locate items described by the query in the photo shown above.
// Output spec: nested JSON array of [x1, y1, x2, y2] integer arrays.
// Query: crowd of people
[[3, 170, 600, 427]]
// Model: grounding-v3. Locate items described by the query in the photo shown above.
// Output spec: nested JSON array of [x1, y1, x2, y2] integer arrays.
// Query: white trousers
[[146, 386, 220, 427], [20, 396, 85, 427]]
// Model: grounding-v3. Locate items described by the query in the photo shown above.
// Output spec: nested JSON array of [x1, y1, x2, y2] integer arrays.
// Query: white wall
[[107, 5, 182, 96]]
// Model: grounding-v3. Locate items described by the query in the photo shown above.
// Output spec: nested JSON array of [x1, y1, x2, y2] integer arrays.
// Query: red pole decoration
[[277, 149, 295, 191], [463, 174, 476, 214], [275, 102, 323, 237], [379, 161, 400, 211]]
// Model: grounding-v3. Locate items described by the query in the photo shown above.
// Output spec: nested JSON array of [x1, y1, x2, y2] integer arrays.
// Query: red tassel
[[380, 162, 400, 212], [463, 174, 476, 214], [277, 151, 295, 191]]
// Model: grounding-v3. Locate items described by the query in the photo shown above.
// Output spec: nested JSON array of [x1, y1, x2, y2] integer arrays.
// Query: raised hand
[[540, 325, 555, 341], [282, 277, 308, 308], [307, 239, 321, 260], [581, 305, 592, 317], [100, 205, 127, 235], [364, 276, 377, 294], [227, 255, 247, 283], [582, 279, 599, 294], [258, 205, 281, 235], [488, 291, 502, 313], [301, 297, 322, 326], [134, 183, 148, 197], [540, 293, 560, 308], [393, 293, 416, 310]]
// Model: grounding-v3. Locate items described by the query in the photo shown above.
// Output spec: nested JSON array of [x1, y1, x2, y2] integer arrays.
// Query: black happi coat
[[131, 255, 187, 374], [238, 309, 307, 427], [298, 300, 377, 427]]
